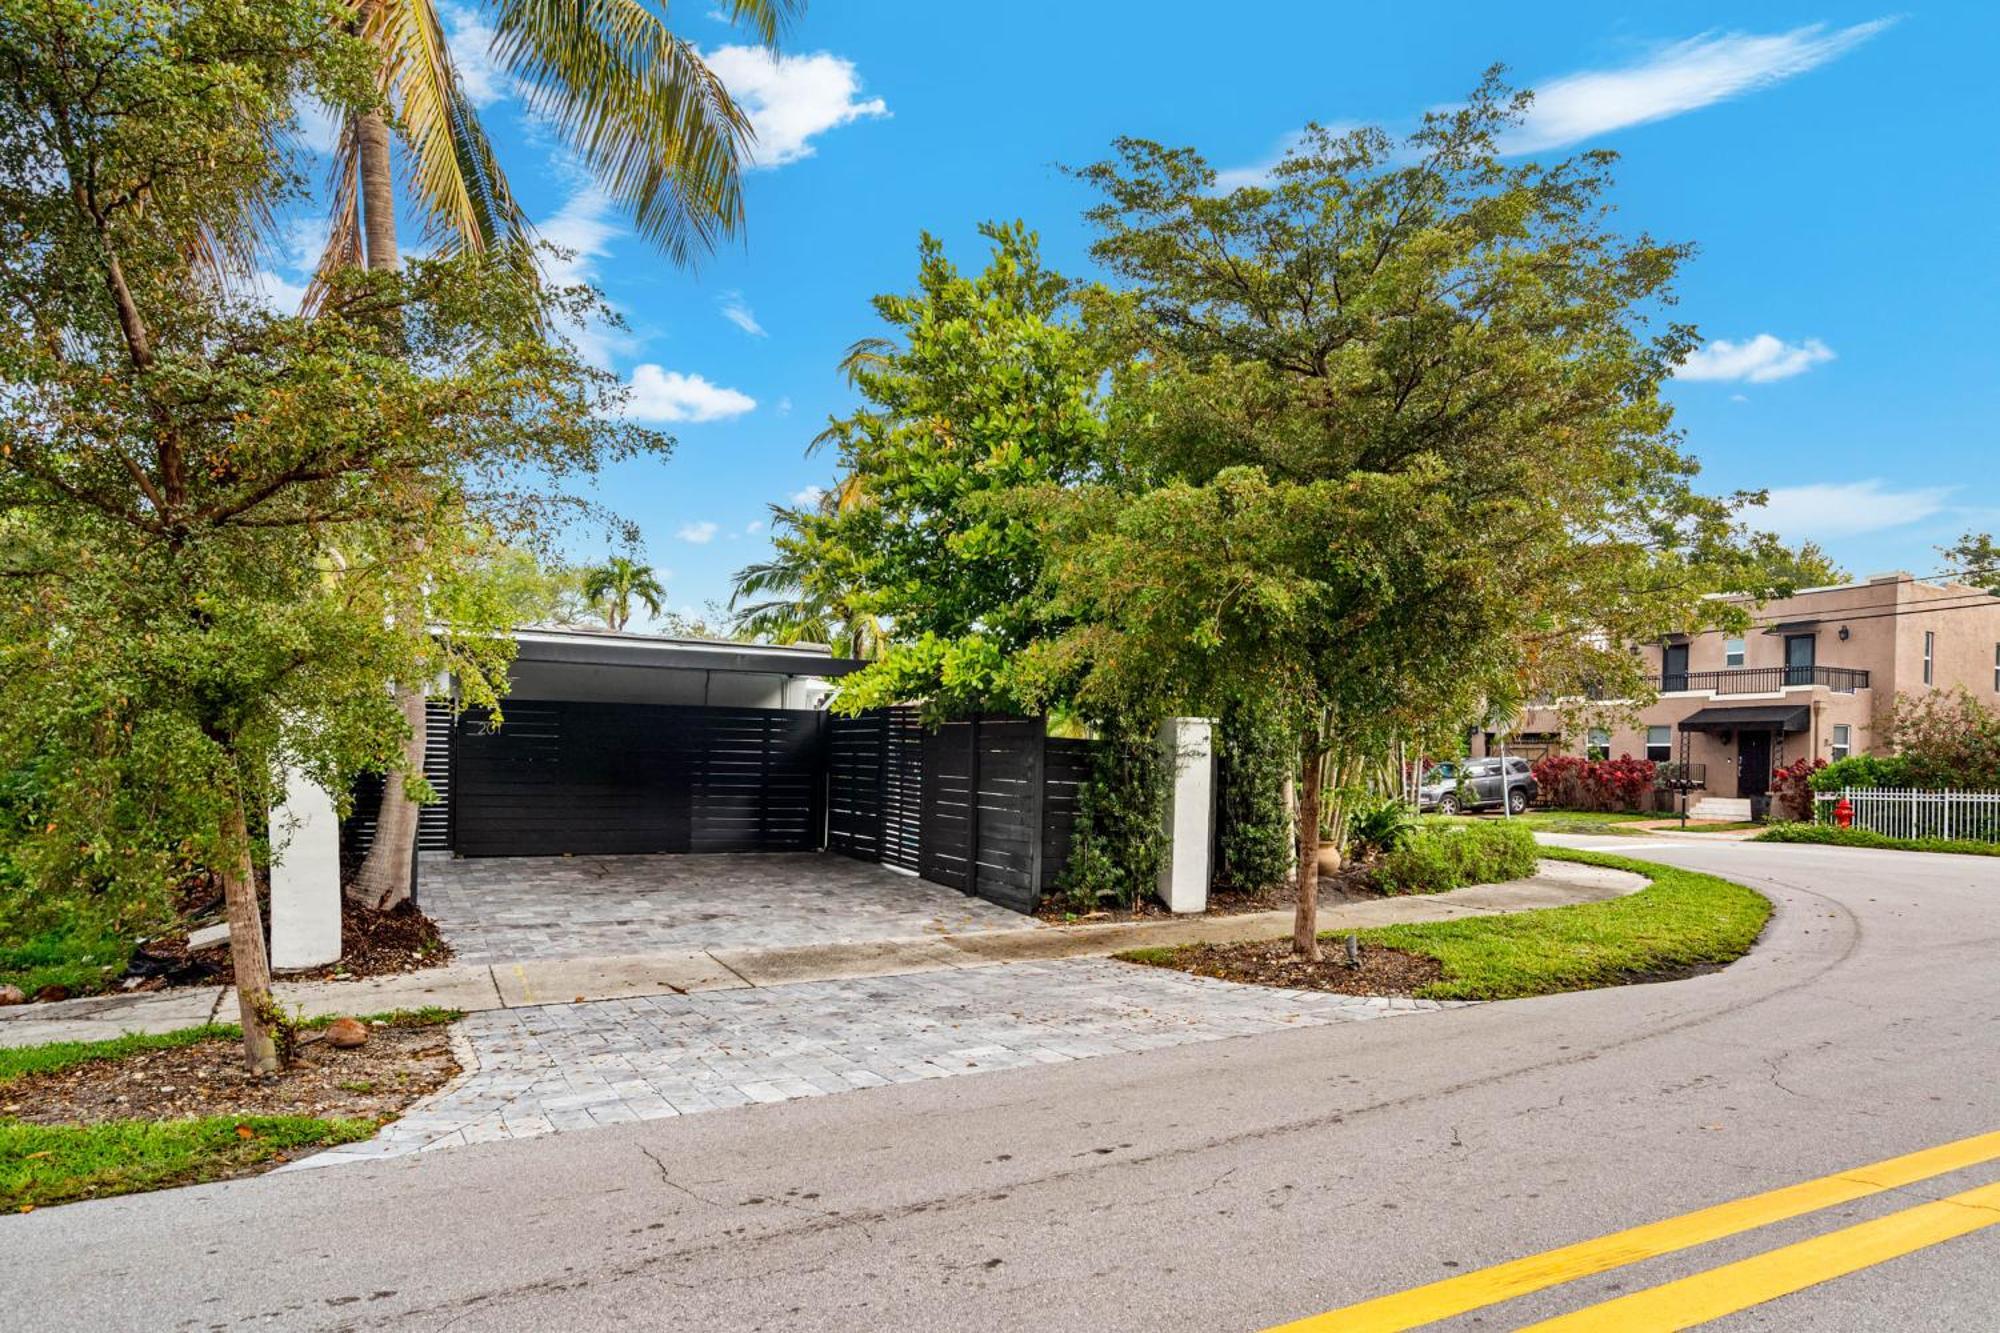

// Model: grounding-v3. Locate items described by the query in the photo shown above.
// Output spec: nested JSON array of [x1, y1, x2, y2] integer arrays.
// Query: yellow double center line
[[1268, 1129, 2000, 1332]]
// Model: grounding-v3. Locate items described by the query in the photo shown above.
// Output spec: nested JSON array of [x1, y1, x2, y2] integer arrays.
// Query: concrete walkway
[[0, 858, 1643, 1046]]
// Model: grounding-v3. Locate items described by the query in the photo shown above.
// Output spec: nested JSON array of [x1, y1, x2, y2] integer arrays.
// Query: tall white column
[[1156, 717, 1215, 914], [269, 769, 343, 971]]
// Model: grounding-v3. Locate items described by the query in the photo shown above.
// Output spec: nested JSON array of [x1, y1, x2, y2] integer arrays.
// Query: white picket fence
[[1812, 787, 2000, 844]]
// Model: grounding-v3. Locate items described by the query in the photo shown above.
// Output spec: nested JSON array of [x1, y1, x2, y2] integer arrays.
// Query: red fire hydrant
[[1834, 797, 1854, 829]]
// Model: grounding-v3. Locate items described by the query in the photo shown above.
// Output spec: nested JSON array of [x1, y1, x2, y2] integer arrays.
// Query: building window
[[1832, 724, 1851, 761], [1923, 631, 1935, 686], [1724, 635, 1746, 668], [1586, 727, 1611, 761], [1646, 726, 1672, 763]]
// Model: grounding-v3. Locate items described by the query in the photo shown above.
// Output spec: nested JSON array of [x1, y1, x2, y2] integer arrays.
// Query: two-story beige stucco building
[[1480, 573, 2000, 810]]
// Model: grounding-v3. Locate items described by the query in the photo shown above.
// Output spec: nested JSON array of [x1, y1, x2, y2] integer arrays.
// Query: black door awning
[[1679, 705, 1810, 734]]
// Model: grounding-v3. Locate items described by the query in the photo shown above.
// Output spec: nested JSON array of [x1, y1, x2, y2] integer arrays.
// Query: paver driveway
[[299, 958, 1464, 1165], [420, 852, 1034, 964]]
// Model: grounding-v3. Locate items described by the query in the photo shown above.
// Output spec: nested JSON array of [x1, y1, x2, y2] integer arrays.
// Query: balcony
[[1656, 665, 1869, 695]]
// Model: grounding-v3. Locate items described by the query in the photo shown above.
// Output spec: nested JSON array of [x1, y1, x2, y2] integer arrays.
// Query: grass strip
[[1355, 848, 1770, 1001], [0, 1006, 462, 1086], [1753, 823, 2000, 857], [1, 1115, 374, 1210]]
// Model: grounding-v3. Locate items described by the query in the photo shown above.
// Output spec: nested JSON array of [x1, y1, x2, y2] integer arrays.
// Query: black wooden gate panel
[[881, 707, 924, 873], [450, 701, 821, 857], [967, 717, 1044, 912], [918, 721, 976, 890], [826, 712, 886, 859], [341, 699, 460, 870]]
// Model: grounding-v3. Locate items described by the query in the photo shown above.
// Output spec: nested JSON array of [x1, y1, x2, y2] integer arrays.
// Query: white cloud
[[774, 396, 793, 417], [1504, 21, 1894, 153], [719, 291, 766, 336], [790, 485, 825, 508], [1755, 479, 1956, 541], [625, 366, 757, 423], [1678, 334, 1835, 384], [442, 5, 507, 108], [677, 520, 720, 544], [250, 270, 311, 314], [702, 45, 888, 167], [292, 96, 343, 155], [535, 185, 643, 366], [745, 519, 765, 534]]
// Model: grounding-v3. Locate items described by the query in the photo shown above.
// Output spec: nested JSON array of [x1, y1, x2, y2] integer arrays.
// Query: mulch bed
[[120, 898, 453, 995], [1035, 863, 1383, 924], [1125, 938, 1445, 997], [0, 1023, 460, 1128]]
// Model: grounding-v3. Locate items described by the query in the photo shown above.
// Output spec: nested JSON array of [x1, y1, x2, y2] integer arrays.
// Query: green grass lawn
[[0, 1007, 461, 1210], [2, 1116, 374, 1210], [1353, 848, 1771, 1001], [1422, 809, 1655, 836], [0, 925, 133, 998]]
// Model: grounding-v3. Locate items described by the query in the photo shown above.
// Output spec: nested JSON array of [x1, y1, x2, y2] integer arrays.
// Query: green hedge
[[1375, 820, 1540, 896], [1753, 823, 2000, 857]]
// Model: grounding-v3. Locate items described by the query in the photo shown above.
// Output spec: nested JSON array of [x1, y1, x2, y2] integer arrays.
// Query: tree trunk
[[357, 107, 398, 272], [1292, 745, 1323, 960], [220, 790, 282, 1074], [350, 98, 426, 906], [351, 686, 425, 910]]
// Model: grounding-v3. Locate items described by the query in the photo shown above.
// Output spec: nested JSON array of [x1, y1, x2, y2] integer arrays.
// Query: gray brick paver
[[325, 957, 1468, 1165]]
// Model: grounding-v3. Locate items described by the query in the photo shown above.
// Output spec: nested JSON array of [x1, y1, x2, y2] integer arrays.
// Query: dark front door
[[1663, 642, 1690, 692], [1737, 729, 1773, 797], [1784, 634, 1816, 686]]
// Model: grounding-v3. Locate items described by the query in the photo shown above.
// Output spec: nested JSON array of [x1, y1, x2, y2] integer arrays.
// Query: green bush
[[1347, 795, 1417, 859], [1375, 819, 1539, 895], [1809, 754, 1914, 792], [1753, 823, 2000, 856], [1057, 730, 1168, 912], [1214, 697, 1293, 891]]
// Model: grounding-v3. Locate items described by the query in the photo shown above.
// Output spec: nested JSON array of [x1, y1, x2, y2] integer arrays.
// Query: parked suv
[[1418, 757, 1538, 816]]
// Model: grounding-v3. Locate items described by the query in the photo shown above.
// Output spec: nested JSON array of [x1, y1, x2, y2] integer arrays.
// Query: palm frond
[[492, 0, 756, 266], [708, 0, 805, 45], [372, 0, 532, 261], [305, 115, 364, 311]]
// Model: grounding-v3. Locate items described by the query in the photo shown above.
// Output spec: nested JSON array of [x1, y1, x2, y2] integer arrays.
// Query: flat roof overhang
[[1679, 705, 1811, 734], [510, 628, 867, 677]]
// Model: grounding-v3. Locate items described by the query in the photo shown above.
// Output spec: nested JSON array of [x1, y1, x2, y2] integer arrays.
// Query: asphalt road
[[6, 838, 1998, 1331]]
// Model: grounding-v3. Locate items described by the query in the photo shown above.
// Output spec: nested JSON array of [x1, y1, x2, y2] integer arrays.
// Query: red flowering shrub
[[1770, 757, 1826, 822], [1531, 752, 1658, 812], [1531, 754, 1589, 808]]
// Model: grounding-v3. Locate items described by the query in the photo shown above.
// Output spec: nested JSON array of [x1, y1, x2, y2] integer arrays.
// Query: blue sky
[[263, 3, 1999, 625]]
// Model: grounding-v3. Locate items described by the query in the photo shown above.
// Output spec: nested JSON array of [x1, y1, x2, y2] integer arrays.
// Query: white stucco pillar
[[1156, 717, 1216, 913], [269, 768, 343, 971]]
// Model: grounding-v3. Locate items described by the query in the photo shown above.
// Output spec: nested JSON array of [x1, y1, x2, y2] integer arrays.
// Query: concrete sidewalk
[[0, 859, 1643, 1046]]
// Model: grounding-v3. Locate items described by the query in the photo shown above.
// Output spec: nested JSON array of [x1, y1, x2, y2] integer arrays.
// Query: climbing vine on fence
[[1215, 697, 1292, 892], [1057, 728, 1167, 913]]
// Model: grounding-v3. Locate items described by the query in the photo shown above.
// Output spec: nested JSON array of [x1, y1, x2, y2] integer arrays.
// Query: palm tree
[[345, 0, 803, 910], [729, 505, 884, 660], [583, 556, 666, 632]]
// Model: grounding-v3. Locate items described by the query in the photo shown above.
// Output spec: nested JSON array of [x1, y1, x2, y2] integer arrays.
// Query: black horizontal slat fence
[[827, 708, 1095, 913]]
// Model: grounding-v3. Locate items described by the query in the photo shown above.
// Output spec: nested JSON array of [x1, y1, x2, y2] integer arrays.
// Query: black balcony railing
[[1656, 665, 1869, 695]]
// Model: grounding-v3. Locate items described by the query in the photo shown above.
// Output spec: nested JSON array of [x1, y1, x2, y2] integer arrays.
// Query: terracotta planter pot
[[1315, 845, 1344, 877]]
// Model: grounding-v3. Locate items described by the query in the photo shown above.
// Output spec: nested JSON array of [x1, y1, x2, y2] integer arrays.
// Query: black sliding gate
[[452, 701, 824, 858], [828, 708, 1091, 913]]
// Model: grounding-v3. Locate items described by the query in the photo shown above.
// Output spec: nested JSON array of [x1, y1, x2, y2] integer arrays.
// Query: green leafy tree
[[0, 0, 663, 1067], [1021, 74, 1753, 957], [581, 555, 666, 631], [794, 223, 1112, 716]]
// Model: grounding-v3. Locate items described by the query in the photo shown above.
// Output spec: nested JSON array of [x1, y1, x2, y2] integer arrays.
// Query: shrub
[[1809, 754, 1914, 792], [1375, 820, 1540, 895], [1347, 795, 1417, 860], [1769, 757, 1826, 822], [1057, 730, 1167, 912], [1531, 752, 1655, 812], [1754, 823, 2000, 857], [1875, 689, 2000, 789], [1213, 697, 1293, 891]]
